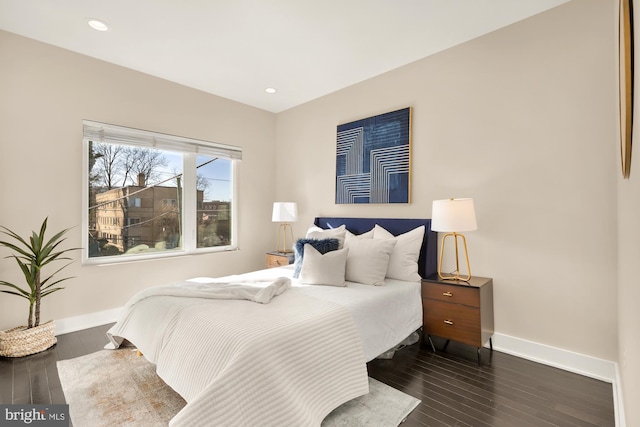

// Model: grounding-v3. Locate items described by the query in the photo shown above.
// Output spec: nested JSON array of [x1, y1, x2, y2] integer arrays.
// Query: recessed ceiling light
[[265, 88, 277, 94], [87, 19, 109, 32]]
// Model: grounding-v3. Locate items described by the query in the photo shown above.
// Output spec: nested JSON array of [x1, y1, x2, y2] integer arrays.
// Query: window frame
[[82, 120, 240, 265]]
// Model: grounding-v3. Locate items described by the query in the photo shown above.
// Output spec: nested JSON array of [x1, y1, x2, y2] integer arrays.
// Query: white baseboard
[[613, 364, 626, 427], [491, 332, 616, 382], [492, 332, 625, 427], [54, 307, 123, 335]]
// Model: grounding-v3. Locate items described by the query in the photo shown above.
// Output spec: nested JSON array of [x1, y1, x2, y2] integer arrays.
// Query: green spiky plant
[[0, 218, 79, 329]]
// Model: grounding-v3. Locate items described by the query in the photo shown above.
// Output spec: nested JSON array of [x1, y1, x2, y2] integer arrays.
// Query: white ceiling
[[0, 0, 568, 113]]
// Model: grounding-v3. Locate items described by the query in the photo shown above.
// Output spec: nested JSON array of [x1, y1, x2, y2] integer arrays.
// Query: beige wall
[[617, 0, 640, 423], [0, 31, 277, 331], [276, 0, 619, 363], [618, 162, 639, 425]]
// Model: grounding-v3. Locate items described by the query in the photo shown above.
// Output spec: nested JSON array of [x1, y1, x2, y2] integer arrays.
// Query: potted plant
[[0, 218, 79, 357]]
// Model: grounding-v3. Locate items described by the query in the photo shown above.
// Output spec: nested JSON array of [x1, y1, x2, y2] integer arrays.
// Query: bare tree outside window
[[92, 142, 124, 190], [92, 143, 169, 189]]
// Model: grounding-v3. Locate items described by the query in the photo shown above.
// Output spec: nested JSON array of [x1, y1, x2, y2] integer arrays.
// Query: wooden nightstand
[[266, 251, 294, 269], [421, 274, 494, 364]]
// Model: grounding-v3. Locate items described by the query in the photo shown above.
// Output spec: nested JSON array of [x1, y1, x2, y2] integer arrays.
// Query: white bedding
[[106, 266, 421, 426], [247, 265, 423, 362]]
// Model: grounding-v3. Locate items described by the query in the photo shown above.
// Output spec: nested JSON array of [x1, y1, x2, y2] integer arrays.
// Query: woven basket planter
[[0, 320, 57, 358]]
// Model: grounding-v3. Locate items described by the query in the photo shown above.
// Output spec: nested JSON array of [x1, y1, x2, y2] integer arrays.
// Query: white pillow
[[373, 224, 425, 282], [344, 234, 396, 286], [345, 228, 374, 240], [298, 244, 348, 287], [306, 224, 347, 248]]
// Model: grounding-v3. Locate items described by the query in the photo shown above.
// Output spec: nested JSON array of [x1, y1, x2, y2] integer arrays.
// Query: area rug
[[57, 349, 420, 427]]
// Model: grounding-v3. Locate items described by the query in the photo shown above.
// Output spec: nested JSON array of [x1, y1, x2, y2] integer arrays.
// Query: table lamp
[[272, 202, 297, 253], [431, 198, 477, 281]]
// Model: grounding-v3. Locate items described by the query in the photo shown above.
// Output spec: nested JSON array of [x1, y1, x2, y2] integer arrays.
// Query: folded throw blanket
[[125, 276, 291, 307]]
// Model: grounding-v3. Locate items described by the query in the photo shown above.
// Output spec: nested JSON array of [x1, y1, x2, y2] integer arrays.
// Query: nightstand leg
[[442, 339, 450, 352], [477, 339, 493, 366], [427, 335, 436, 352]]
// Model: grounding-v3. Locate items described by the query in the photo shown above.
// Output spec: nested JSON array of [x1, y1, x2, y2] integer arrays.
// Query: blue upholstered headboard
[[313, 217, 437, 279]]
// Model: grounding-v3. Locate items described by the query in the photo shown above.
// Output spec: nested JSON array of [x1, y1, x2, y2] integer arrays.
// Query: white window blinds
[[82, 120, 242, 161]]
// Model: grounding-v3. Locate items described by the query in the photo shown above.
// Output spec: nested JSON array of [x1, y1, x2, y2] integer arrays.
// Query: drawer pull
[[442, 292, 453, 297], [443, 320, 454, 325]]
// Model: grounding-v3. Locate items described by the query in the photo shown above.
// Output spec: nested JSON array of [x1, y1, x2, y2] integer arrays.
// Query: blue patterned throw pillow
[[293, 238, 340, 278]]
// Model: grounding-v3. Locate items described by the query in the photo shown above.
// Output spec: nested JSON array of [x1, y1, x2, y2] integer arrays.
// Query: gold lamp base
[[438, 232, 472, 282], [276, 223, 294, 253]]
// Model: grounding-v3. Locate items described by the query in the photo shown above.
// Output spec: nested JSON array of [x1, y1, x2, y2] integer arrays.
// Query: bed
[[106, 217, 437, 427]]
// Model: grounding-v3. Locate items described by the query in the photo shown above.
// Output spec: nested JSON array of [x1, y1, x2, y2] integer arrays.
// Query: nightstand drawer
[[423, 300, 482, 347], [422, 281, 479, 307], [266, 252, 294, 268]]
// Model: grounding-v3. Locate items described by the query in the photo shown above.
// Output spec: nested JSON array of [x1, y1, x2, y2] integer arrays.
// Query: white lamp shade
[[272, 202, 298, 222], [431, 198, 477, 232]]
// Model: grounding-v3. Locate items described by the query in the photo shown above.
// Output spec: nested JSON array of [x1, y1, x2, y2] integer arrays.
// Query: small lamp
[[431, 198, 477, 281], [272, 202, 297, 253]]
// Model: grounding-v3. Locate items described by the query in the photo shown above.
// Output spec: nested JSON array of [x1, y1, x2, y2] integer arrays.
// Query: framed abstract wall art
[[336, 107, 412, 204]]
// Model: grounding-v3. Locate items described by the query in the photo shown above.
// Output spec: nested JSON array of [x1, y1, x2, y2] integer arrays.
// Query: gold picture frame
[[619, 0, 634, 179]]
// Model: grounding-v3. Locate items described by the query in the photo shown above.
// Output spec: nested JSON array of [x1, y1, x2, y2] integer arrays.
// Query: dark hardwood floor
[[368, 338, 615, 427], [0, 325, 615, 427], [0, 323, 113, 406]]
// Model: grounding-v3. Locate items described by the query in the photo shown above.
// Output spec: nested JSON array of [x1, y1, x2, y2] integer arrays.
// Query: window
[[162, 199, 177, 208], [83, 120, 241, 264]]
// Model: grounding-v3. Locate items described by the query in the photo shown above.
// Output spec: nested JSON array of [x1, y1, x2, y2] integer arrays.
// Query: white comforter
[[107, 276, 369, 427]]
